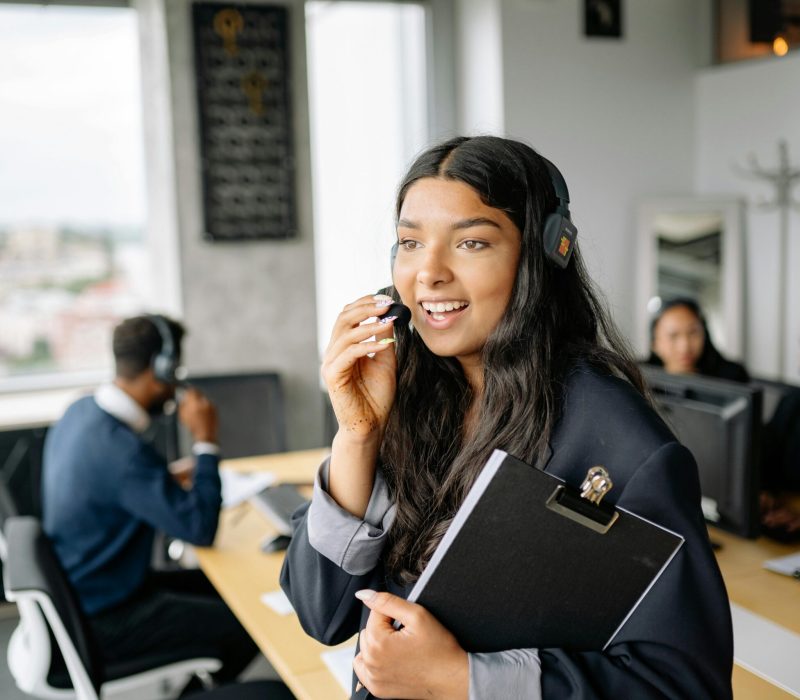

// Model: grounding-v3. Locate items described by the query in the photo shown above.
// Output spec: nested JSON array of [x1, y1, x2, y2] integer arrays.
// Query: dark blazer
[[281, 366, 733, 699]]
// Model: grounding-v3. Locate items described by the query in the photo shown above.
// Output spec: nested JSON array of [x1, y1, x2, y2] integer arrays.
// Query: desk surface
[[710, 527, 800, 635], [196, 449, 800, 700], [195, 449, 348, 700]]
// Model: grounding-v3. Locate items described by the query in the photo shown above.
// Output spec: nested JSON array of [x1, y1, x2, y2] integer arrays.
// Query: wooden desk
[[710, 527, 800, 699], [196, 451, 800, 700], [711, 528, 799, 635], [194, 448, 349, 700]]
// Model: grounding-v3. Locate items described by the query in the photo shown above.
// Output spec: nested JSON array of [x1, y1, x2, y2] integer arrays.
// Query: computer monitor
[[178, 372, 287, 459], [640, 366, 762, 538]]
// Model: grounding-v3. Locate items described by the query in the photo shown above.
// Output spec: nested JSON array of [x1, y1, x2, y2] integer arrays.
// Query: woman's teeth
[[421, 300, 468, 312], [421, 300, 469, 321]]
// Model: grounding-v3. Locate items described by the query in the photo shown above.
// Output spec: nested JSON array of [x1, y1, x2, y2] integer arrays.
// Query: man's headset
[[389, 156, 577, 271], [146, 314, 183, 386]]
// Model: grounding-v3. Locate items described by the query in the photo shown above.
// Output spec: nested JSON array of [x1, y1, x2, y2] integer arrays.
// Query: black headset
[[390, 157, 577, 271], [541, 158, 578, 269], [146, 314, 181, 385]]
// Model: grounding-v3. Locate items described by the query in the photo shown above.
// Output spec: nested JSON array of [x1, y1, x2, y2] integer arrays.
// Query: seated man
[[41, 314, 258, 683]]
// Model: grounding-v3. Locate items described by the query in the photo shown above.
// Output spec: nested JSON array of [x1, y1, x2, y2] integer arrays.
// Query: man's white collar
[[94, 383, 151, 434]]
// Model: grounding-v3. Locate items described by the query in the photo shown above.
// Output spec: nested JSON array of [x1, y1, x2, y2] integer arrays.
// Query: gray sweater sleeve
[[306, 458, 543, 698], [469, 649, 542, 699], [306, 458, 396, 575]]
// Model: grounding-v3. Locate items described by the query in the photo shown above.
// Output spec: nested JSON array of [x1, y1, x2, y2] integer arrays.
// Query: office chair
[[3, 516, 223, 700]]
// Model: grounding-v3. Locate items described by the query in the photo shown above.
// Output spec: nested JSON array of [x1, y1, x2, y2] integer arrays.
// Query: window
[[0, 4, 149, 384], [305, 1, 429, 354]]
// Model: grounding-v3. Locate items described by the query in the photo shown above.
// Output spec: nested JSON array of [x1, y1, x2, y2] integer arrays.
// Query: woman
[[646, 298, 749, 382], [281, 136, 732, 699], [647, 298, 799, 540]]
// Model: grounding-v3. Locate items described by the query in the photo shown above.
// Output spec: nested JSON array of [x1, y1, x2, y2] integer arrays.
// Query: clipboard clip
[[580, 466, 613, 504], [546, 466, 619, 534]]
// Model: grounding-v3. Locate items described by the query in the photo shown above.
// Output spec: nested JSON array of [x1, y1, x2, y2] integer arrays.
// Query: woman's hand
[[353, 590, 469, 700], [322, 294, 399, 442], [322, 294, 400, 517]]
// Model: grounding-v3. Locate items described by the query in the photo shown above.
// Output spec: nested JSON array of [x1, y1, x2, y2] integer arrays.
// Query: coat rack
[[734, 140, 800, 378]]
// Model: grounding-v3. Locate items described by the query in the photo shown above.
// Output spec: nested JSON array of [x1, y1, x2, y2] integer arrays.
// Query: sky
[[0, 5, 146, 228]]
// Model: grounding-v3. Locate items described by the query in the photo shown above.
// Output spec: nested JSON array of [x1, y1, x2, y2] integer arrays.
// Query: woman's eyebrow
[[452, 217, 501, 230], [396, 216, 501, 230]]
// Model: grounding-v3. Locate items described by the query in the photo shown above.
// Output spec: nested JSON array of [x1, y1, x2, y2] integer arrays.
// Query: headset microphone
[[385, 302, 411, 328]]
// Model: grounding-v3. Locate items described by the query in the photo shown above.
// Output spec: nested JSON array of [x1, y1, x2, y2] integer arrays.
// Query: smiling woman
[[393, 178, 521, 386], [281, 135, 734, 700]]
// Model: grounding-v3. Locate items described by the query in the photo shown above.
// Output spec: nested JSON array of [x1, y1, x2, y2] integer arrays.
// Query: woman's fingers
[[324, 318, 397, 367], [321, 293, 400, 437], [327, 295, 395, 346], [323, 336, 396, 387]]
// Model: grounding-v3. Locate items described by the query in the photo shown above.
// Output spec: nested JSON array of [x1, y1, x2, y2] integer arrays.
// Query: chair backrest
[[4, 516, 104, 697], [0, 425, 47, 517], [178, 372, 287, 458], [0, 475, 19, 522], [0, 476, 19, 562]]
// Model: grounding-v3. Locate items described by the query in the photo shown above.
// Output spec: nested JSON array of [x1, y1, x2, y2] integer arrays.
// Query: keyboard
[[249, 483, 309, 536]]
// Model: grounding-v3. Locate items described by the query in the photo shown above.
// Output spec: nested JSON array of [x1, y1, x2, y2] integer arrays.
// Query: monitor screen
[[640, 366, 762, 538], [179, 372, 287, 459]]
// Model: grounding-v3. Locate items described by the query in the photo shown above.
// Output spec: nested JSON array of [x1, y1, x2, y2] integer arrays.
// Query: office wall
[[695, 52, 800, 383], [139, 0, 324, 450], [454, 0, 503, 134], [454, 0, 711, 343], [137, 0, 794, 453]]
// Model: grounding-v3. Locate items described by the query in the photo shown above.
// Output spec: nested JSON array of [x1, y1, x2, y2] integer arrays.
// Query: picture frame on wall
[[584, 0, 623, 39], [192, 2, 297, 241]]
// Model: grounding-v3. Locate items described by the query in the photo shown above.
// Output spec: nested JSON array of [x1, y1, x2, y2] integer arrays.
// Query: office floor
[[0, 602, 280, 699]]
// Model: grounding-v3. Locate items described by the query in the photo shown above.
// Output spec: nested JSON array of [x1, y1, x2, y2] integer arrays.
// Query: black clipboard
[[354, 449, 684, 698]]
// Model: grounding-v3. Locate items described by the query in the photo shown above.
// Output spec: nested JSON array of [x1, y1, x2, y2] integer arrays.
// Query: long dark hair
[[379, 136, 645, 585], [645, 297, 749, 382]]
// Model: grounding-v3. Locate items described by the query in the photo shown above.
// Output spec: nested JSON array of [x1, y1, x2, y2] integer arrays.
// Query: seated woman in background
[[646, 297, 799, 540], [646, 297, 749, 382]]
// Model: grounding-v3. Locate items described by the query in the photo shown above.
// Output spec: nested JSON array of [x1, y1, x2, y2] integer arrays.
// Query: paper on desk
[[260, 589, 295, 615], [763, 551, 800, 577], [321, 644, 357, 695], [221, 470, 275, 508]]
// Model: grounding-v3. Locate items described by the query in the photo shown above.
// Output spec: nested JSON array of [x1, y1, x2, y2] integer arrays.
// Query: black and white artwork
[[584, 0, 622, 39], [193, 3, 296, 241]]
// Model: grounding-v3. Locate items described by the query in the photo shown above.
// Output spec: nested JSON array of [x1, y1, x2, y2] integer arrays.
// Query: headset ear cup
[[152, 354, 175, 385], [543, 213, 560, 256], [153, 355, 167, 384], [541, 157, 578, 269], [543, 213, 577, 269], [147, 314, 178, 385]]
